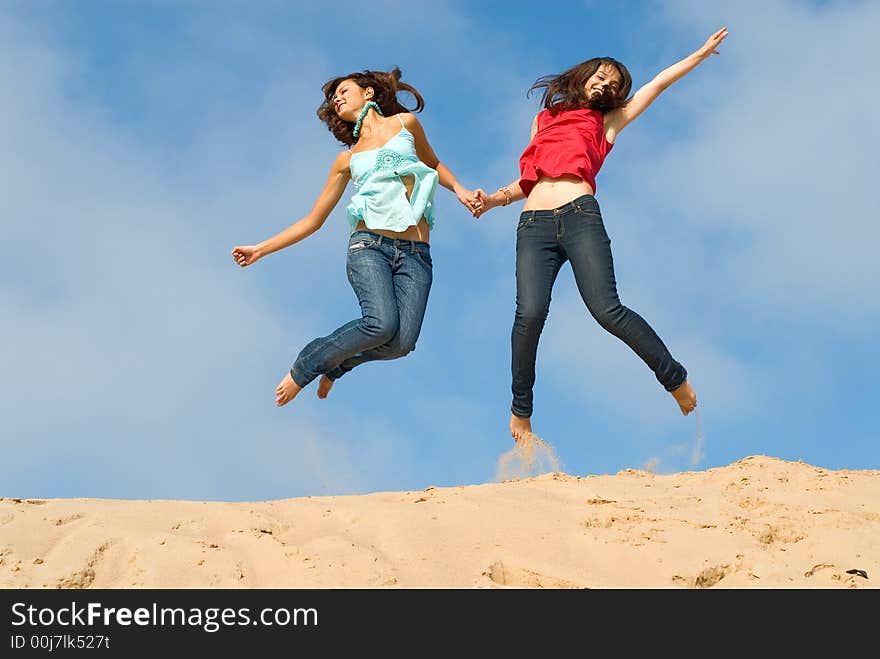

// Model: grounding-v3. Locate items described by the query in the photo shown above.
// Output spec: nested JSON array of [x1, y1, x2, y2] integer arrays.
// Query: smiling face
[[584, 63, 623, 102], [332, 79, 374, 122]]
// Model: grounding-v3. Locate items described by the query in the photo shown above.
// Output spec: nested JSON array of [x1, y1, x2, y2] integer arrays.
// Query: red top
[[518, 106, 613, 197]]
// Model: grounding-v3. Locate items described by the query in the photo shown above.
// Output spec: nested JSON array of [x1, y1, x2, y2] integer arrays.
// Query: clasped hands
[[455, 187, 499, 219]]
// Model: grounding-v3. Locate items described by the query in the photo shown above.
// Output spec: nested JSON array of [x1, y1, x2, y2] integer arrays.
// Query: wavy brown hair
[[317, 67, 425, 146], [529, 57, 632, 115]]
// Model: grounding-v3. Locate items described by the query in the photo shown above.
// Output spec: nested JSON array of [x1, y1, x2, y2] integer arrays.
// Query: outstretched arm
[[231, 151, 351, 267], [402, 113, 479, 214], [604, 27, 728, 141]]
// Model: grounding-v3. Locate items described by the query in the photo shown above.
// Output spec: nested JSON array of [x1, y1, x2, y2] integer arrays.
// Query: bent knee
[[362, 317, 399, 344], [382, 338, 417, 359], [590, 303, 627, 330]]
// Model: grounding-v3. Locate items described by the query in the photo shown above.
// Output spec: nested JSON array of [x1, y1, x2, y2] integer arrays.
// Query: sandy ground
[[1, 454, 877, 589]]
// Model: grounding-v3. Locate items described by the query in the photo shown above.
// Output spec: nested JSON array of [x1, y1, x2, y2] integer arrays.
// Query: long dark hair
[[317, 67, 425, 146], [529, 57, 632, 115]]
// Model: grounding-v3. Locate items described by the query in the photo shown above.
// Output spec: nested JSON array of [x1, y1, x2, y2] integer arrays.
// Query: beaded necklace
[[352, 101, 384, 141]]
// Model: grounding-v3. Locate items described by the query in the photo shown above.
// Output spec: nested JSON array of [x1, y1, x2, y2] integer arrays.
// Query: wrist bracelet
[[499, 186, 512, 206]]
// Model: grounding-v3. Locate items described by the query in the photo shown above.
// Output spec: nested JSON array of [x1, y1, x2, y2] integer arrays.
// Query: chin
[[589, 93, 616, 109]]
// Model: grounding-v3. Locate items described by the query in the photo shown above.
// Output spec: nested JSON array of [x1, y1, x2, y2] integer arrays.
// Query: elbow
[[306, 217, 326, 234], [300, 215, 325, 236], [651, 77, 672, 92]]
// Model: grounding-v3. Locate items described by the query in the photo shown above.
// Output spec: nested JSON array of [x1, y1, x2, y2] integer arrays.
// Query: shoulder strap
[[397, 113, 406, 128]]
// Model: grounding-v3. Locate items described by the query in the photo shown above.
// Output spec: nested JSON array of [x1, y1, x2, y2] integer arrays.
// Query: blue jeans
[[511, 194, 687, 418], [290, 230, 433, 387]]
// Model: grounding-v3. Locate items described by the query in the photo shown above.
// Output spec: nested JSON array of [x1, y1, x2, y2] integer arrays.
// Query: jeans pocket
[[574, 204, 602, 221], [414, 249, 433, 269], [516, 216, 533, 232]]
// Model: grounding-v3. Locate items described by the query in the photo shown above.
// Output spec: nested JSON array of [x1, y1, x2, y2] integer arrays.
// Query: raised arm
[[231, 150, 351, 267], [604, 27, 728, 141], [401, 113, 478, 213]]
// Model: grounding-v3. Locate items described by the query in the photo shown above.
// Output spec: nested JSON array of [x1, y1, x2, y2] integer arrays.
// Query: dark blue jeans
[[290, 230, 433, 387], [511, 194, 687, 418]]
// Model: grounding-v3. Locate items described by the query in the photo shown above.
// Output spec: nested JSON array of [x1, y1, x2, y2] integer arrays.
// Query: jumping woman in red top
[[475, 28, 728, 442]]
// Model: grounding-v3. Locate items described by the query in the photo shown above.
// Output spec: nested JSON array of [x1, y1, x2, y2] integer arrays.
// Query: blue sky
[[2, 0, 877, 501]]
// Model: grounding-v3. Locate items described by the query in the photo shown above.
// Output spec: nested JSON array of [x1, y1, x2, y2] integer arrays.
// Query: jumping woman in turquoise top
[[232, 68, 479, 406]]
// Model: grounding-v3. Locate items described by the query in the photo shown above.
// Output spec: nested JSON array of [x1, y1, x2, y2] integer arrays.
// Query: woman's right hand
[[472, 189, 499, 219], [231, 245, 262, 268]]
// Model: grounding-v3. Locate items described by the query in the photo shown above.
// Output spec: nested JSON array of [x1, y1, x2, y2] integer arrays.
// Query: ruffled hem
[[518, 160, 595, 197], [347, 204, 435, 233], [347, 164, 438, 233], [518, 161, 541, 197]]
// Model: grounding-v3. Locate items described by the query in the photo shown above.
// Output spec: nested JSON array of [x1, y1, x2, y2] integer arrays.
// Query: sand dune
[[1, 455, 877, 589]]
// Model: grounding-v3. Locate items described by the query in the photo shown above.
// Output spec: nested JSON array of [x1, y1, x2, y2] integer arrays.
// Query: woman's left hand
[[697, 27, 728, 58]]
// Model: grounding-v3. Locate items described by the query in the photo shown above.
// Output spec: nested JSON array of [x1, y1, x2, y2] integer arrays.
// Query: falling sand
[[495, 432, 562, 481]]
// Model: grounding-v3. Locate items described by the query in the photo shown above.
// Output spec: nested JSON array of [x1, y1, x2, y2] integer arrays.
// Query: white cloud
[[618, 0, 880, 332], [516, 0, 878, 455], [0, 6, 406, 499], [0, 1, 541, 499]]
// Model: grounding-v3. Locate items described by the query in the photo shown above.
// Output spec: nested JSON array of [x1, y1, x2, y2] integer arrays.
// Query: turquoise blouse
[[346, 115, 439, 233]]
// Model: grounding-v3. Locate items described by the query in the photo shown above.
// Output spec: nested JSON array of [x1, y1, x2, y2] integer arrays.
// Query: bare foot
[[510, 413, 532, 442], [275, 373, 302, 407], [671, 380, 697, 415], [317, 374, 335, 399]]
